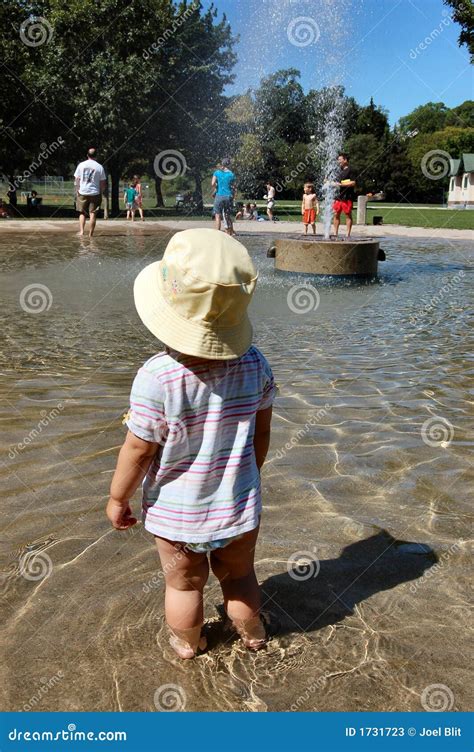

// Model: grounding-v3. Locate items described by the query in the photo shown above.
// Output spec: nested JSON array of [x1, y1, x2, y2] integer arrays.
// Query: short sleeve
[[126, 367, 167, 443], [258, 355, 278, 411], [99, 165, 106, 180], [74, 166, 80, 178]]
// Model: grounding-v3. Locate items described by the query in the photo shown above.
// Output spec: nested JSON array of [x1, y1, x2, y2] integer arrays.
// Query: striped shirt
[[126, 346, 276, 542]]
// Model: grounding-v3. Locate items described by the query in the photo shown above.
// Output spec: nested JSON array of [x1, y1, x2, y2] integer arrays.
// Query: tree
[[399, 102, 449, 134], [344, 134, 385, 195], [407, 126, 474, 201], [355, 98, 390, 141], [444, 0, 474, 61], [254, 69, 309, 145], [446, 100, 474, 128]]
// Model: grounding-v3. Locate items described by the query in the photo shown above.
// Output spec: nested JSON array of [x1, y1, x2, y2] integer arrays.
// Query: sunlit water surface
[[1, 228, 472, 711]]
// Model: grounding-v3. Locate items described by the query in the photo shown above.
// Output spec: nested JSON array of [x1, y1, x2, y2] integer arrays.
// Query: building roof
[[462, 153, 474, 173], [450, 154, 474, 175], [449, 158, 461, 176]]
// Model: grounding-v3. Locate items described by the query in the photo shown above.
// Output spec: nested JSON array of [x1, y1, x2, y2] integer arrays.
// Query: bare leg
[[215, 213, 221, 231], [210, 526, 260, 623], [346, 213, 353, 238], [267, 208, 273, 221], [89, 211, 97, 237], [303, 224, 308, 235], [334, 214, 341, 238], [131, 210, 135, 222], [78, 213, 86, 236], [155, 536, 209, 659], [139, 207, 144, 221], [312, 222, 316, 235]]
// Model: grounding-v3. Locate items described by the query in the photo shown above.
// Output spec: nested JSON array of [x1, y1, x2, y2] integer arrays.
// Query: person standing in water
[[332, 152, 356, 239], [74, 148, 107, 237], [211, 158, 236, 235], [106, 229, 277, 659]]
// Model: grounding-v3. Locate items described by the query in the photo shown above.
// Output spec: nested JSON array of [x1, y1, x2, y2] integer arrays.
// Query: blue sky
[[205, 0, 473, 125]]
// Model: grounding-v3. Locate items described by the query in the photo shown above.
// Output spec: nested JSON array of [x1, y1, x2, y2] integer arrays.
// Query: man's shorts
[[213, 195, 232, 217], [333, 199, 353, 216], [267, 199, 275, 209], [76, 193, 102, 214], [303, 208, 316, 224]]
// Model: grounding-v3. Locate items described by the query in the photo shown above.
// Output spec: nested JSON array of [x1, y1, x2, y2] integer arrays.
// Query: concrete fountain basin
[[269, 235, 384, 277]]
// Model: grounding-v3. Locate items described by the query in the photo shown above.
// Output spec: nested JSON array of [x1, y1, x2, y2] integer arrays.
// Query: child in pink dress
[[106, 229, 276, 659]]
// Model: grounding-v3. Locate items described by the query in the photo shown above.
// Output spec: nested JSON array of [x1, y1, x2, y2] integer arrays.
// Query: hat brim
[[133, 261, 253, 360]]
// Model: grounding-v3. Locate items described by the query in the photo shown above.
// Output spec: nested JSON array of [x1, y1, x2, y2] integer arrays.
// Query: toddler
[[301, 182, 319, 235], [106, 229, 276, 659], [123, 183, 138, 221]]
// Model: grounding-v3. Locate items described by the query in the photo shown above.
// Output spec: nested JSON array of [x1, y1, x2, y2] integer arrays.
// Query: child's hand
[[106, 497, 138, 530]]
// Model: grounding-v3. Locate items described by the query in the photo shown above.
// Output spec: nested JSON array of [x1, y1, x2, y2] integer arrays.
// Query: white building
[[448, 153, 474, 208]]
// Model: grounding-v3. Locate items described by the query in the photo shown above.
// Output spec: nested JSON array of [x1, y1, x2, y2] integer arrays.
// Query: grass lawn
[[5, 192, 474, 230]]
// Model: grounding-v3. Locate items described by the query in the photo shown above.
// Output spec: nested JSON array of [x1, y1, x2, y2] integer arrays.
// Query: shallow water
[[1, 228, 472, 712]]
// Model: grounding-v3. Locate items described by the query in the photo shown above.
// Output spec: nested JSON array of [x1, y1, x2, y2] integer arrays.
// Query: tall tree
[[444, 0, 474, 61]]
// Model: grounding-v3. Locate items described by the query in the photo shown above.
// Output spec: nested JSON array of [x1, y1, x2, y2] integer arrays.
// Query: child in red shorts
[[301, 182, 319, 235]]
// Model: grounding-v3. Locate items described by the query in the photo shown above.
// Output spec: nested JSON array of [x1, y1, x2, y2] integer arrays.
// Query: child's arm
[[301, 196, 305, 215], [253, 406, 272, 470], [315, 196, 320, 214], [106, 430, 158, 529]]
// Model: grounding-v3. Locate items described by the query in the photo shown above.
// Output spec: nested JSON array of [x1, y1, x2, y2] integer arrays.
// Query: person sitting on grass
[[123, 183, 138, 221], [301, 182, 319, 235], [236, 202, 253, 220]]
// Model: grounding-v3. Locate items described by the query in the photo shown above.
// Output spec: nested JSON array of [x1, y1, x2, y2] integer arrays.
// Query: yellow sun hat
[[133, 229, 258, 360]]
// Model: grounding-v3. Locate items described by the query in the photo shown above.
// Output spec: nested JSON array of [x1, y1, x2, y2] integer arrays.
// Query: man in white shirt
[[74, 148, 107, 237]]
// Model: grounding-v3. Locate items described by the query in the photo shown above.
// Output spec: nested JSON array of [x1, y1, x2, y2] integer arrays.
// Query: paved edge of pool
[[0, 218, 472, 241]]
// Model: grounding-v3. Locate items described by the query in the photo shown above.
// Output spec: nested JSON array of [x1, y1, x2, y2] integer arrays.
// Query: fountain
[[269, 235, 383, 278], [259, 1, 385, 277]]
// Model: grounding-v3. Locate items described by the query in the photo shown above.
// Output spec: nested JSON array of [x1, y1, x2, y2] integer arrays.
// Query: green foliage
[[444, 0, 474, 61], [399, 102, 450, 134]]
